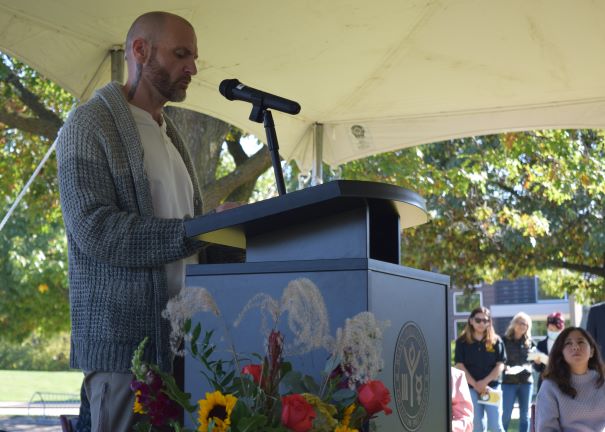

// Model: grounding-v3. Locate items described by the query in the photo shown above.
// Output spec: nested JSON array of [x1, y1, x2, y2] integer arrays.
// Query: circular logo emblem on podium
[[393, 321, 430, 431]]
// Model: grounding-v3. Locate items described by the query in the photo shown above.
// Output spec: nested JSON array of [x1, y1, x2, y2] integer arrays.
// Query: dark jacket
[[502, 335, 535, 385], [533, 337, 549, 389], [587, 302, 605, 360]]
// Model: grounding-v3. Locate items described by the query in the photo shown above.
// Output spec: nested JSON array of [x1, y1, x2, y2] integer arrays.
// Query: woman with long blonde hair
[[455, 307, 506, 432], [501, 312, 536, 432]]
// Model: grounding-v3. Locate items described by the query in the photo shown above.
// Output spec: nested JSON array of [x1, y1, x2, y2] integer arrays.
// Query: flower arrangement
[[131, 278, 391, 432]]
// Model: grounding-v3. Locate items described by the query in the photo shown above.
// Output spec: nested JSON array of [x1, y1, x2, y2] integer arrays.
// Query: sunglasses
[[473, 317, 490, 324]]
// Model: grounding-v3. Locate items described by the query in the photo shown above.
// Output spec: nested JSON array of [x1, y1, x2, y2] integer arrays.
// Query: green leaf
[[157, 369, 197, 412], [235, 414, 269, 432], [331, 388, 356, 403], [132, 421, 152, 432], [301, 374, 319, 394], [280, 370, 305, 394], [191, 322, 202, 345]]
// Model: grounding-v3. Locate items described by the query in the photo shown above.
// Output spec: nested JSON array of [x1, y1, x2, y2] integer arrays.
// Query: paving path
[[0, 416, 61, 432], [0, 402, 78, 432]]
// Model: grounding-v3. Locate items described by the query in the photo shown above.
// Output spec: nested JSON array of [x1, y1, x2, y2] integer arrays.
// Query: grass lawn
[[0, 370, 83, 402], [508, 418, 520, 430]]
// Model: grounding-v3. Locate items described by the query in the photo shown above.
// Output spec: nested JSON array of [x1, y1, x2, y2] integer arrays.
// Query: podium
[[184, 180, 451, 431]]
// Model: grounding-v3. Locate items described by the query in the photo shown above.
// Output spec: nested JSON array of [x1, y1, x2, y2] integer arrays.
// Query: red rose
[[241, 364, 262, 384], [281, 394, 316, 432], [358, 380, 393, 416]]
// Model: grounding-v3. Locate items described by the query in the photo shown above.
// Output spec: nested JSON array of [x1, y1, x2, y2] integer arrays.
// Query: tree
[[339, 130, 605, 302], [163, 108, 272, 212], [0, 56, 72, 341], [0, 54, 273, 342]]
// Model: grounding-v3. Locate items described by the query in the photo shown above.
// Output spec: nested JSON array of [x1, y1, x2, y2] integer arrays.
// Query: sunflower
[[198, 390, 237, 432], [335, 426, 358, 432], [341, 403, 355, 427], [133, 390, 145, 414]]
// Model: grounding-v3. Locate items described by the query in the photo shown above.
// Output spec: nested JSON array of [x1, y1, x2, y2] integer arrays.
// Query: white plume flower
[[233, 292, 280, 335], [332, 311, 389, 387], [280, 278, 333, 355], [232, 278, 333, 356], [162, 286, 220, 356]]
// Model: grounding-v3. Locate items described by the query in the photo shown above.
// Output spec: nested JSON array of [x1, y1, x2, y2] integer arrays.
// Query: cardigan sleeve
[[57, 107, 204, 268]]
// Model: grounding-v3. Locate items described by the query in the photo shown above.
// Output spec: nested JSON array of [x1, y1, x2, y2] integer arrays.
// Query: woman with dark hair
[[535, 326, 605, 431], [533, 311, 565, 390], [455, 307, 506, 432]]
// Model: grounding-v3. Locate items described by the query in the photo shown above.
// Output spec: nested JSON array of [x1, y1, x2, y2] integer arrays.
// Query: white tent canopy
[[1, 0, 605, 171]]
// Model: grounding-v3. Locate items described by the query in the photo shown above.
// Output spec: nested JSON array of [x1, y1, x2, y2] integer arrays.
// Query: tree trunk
[[165, 106, 271, 213]]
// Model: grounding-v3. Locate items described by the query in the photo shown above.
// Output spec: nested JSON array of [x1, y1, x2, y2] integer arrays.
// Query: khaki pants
[[84, 372, 137, 432]]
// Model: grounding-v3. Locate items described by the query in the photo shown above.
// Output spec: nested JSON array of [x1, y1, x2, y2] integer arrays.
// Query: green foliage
[[454, 292, 481, 313], [339, 130, 605, 301], [0, 370, 82, 402], [0, 54, 74, 343], [0, 331, 71, 370], [0, 55, 74, 118]]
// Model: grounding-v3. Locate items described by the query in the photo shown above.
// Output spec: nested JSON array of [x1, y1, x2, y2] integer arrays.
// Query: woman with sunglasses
[[455, 307, 506, 432], [501, 312, 535, 432], [535, 327, 605, 431]]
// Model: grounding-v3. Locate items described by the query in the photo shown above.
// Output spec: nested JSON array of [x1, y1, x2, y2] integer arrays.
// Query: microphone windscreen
[[219, 78, 240, 100]]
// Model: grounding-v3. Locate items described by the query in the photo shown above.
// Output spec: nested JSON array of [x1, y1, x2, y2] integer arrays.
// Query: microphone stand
[[262, 110, 287, 196], [248, 103, 286, 195]]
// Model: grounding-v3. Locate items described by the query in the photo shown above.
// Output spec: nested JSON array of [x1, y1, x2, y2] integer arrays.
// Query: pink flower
[[241, 364, 262, 384], [358, 380, 392, 416], [281, 394, 316, 432]]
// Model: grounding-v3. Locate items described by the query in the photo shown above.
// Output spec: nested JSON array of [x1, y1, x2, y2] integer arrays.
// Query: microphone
[[219, 79, 301, 115]]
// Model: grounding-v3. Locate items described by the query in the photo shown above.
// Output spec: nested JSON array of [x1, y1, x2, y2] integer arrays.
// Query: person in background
[[455, 307, 506, 432], [535, 327, 605, 431], [452, 366, 474, 432], [534, 312, 565, 390], [500, 312, 536, 432], [586, 302, 605, 360]]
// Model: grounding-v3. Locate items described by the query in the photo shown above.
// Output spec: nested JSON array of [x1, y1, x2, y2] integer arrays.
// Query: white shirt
[[129, 104, 198, 298]]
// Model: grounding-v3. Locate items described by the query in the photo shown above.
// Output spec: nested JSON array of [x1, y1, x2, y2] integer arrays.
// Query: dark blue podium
[[184, 180, 451, 431]]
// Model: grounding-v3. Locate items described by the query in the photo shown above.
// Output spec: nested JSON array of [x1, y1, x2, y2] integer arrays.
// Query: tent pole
[[311, 123, 323, 186], [0, 139, 58, 232], [1, 47, 124, 233], [110, 46, 125, 83]]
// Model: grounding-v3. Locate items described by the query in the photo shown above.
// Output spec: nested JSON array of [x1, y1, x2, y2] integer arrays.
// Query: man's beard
[[145, 52, 190, 102]]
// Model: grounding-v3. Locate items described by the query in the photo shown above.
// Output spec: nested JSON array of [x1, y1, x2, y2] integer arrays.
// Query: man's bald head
[[123, 11, 197, 105], [125, 11, 194, 61]]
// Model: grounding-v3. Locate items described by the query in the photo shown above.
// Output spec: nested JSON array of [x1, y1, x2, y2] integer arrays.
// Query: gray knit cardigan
[[535, 370, 605, 431], [56, 82, 204, 373]]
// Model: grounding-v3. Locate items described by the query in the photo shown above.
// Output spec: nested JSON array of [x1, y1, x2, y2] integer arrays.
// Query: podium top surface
[[185, 180, 427, 248]]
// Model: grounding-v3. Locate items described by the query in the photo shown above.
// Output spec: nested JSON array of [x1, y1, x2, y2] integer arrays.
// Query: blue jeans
[[501, 382, 532, 432], [469, 386, 504, 432]]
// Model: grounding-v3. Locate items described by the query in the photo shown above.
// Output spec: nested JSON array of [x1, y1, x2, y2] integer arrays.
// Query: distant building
[[448, 276, 578, 341]]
